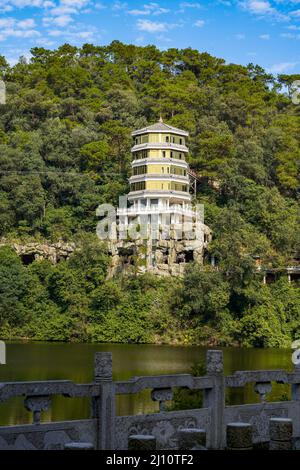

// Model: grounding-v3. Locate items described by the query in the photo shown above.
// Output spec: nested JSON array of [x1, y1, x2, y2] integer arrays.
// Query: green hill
[[0, 41, 299, 347]]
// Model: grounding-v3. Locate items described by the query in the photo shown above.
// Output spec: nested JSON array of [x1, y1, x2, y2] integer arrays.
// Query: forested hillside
[[0, 41, 299, 347]]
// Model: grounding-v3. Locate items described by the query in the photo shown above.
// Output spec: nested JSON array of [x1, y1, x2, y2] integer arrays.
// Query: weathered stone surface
[[269, 440, 292, 450], [107, 222, 212, 278], [226, 423, 253, 449], [269, 418, 293, 441], [0, 420, 97, 450], [176, 428, 206, 450], [206, 350, 223, 374], [0, 240, 76, 264], [24, 396, 51, 424], [128, 435, 156, 450], [64, 442, 94, 450], [254, 382, 272, 402], [253, 440, 269, 450], [151, 388, 173, 411], [94, 352, 112, 382]]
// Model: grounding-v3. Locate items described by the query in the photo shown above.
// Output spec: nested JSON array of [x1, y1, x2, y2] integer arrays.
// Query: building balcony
[[131, 142, 188, 153], [132, 157, 188, 166], [117, 205, 197, 218], [127, 189, 192, 201], [129, 174, 189, 183]]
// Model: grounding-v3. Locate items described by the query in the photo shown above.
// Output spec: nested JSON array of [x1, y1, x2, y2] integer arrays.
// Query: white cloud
[[0, 17, 36, 30], [36, 37, 56, 46], [47, 26, 97, 43], [268, 62, 298, 73], [61, 0, 89, 7], [194, 19, 205, 27], [236, 33, 246, 39], [144, 3, 170, 15], [54, 14, 73, 26], [95, 2, 106, 9], [128, 9, 150, 15], [281, 32, 295, 38], [128, 3, 169, 16], [259, 33, 270, 39], [245, 0, 273, 14], [0, 4, 13, 12], [50, 6, 77, 15], [179, 2, 201, 8], [137, 19, 167, 32], [288, 24, 300, 30], [75, 31, 93, 38], [47, 29, 64, 36], [0, 18, 15, 28], [0, 27, 41, 41], [290, 9, 300, 16], [16, 29, 41, 37], [18, 18, 36, 29], [43, 14, 74, 27], [8, 0, 44, 7], [112, 1, 127, 10], [241, 0, 289, 21]]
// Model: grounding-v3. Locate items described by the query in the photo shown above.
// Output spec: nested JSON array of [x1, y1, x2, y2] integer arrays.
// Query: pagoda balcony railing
[[132, 157, 188, 166], [117, 206, 197, 218], [129, 173, 189, 182], [131, 142, 189, 153]]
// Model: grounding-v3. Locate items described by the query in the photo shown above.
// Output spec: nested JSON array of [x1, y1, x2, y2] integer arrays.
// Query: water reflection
[[0, 342, 293, 425]]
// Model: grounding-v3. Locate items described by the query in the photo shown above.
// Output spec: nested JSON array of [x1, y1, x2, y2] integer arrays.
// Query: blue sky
[[0, 0, 300, 74]]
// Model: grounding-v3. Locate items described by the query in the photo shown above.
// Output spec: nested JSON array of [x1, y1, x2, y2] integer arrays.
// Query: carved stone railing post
[[151, 388, 173, 412], [203, 350, 225, 449], [254, 382, 272, 402], [24, 396, 51, 424], [92, 352, 115, 450], [292, 361, 300, 401], [269, 418, 293, 450], [128, 435, 156, 450], [176, 428, 206, 450], [226, 423, 253, 450]]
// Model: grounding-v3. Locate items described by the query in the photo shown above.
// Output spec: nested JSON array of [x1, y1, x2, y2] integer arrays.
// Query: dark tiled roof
[[132, 121, 189, 136]]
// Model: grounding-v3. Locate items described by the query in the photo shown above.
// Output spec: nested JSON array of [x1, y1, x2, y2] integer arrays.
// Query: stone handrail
[[225, 370, 293, 387], [0, 380, 100, 401], [0, 349, 300, 450], [115, 374, 213, 394]]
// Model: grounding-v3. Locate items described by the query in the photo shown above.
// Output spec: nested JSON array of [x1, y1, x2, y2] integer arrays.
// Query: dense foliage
[[0, 41, 299, 346]]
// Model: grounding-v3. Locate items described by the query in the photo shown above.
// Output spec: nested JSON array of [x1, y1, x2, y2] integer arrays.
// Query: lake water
[[0, 342, 294, 426]]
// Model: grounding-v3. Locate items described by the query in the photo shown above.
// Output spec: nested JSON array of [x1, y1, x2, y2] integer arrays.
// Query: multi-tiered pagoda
[[110, 119, 211, 276]]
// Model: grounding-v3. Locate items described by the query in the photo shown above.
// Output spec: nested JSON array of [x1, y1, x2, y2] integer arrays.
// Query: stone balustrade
[[0, 350, 299, 450]]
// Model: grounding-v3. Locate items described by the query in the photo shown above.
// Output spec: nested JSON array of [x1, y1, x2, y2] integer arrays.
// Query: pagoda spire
[[159, 114, 163, 123]]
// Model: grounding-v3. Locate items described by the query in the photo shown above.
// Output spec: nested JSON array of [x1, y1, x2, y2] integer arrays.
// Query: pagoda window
[[165, 136, 169, 143], [131, 181, 146, 191], [151, 199, 158, 207], [133, 165, 147, 175]]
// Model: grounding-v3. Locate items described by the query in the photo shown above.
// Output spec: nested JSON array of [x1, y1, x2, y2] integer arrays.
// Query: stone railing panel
[[115, 408, 211, 450]]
